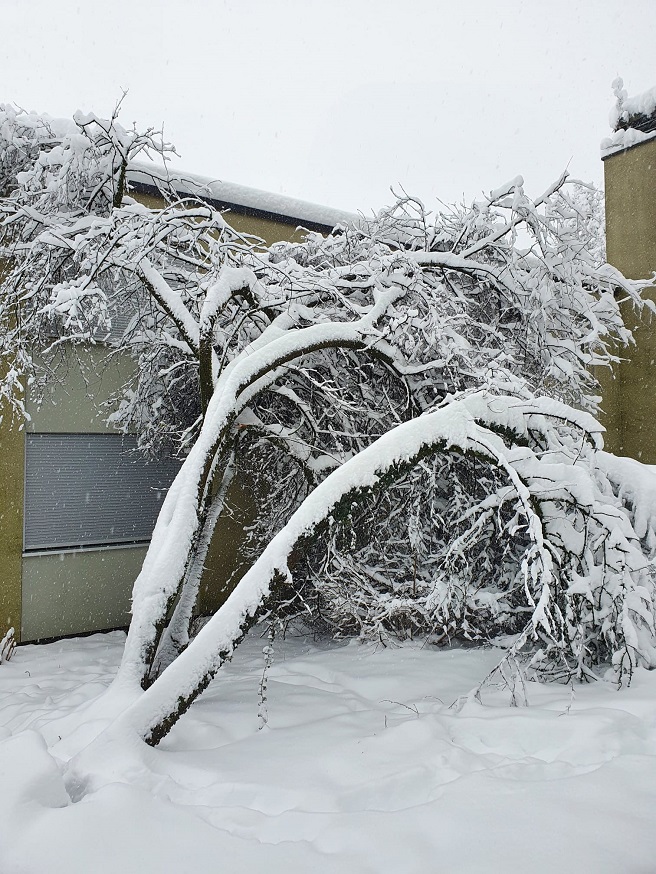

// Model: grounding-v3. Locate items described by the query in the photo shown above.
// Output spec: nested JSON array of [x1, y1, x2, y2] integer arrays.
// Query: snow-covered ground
[[1, 630, 656, 874]]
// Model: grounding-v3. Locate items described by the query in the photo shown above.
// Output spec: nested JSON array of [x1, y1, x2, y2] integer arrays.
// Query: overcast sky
[[3, 0, 655, 214]]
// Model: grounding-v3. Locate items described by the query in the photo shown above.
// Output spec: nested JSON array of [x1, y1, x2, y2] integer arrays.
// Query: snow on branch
[[104, 393, 655, 745]]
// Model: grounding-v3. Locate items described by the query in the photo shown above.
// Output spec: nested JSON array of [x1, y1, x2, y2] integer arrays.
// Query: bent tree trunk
[[115, 288, 406, 693], [91, 395, 574, 748], [148, 453, 237, 682]]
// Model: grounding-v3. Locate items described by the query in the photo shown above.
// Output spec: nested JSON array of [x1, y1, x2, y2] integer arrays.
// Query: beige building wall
[[21, 346, 146, 641], [22, 547, 147, 641], [0, 382, 23, 640], [0, 259, 24, 640], [602, 138, 656, 461], [27, 345, 135, 434]]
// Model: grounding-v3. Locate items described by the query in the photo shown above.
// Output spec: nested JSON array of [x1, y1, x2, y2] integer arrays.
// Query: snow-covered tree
[[2, 106, 656, 771]]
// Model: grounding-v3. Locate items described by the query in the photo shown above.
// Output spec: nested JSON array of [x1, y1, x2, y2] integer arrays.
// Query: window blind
[[24, 433, 181, 551]]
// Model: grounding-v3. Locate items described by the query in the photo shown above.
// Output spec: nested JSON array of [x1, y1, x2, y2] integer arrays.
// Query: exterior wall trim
[[601, 134, 656, 160], [24, 541, 152, 558]]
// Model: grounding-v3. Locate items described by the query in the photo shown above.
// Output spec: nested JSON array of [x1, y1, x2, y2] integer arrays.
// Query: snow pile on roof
[[601, 78, 656, 158], [128, 160, 360, 231]]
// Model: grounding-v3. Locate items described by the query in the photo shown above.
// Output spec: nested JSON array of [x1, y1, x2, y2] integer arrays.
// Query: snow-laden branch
[[105, 393, 615, 745], [137, 259, 200, 355], [118, 284, 408, 688], [460, 171, 569, 258], [199, 266, 261, 331]]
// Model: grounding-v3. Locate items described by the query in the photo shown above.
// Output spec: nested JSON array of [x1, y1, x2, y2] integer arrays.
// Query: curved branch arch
[[113, 394, 564, 746]]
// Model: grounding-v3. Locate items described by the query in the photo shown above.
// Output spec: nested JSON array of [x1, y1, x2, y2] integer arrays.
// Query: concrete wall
[[0, 261, 24, 639], [0, 377, 24, 640], [19, 346, 148, 640], [27, 345, 135, 434], [19, 344, 256, 640], [21, 546, 146, 641], [602, 137, 656, 461]]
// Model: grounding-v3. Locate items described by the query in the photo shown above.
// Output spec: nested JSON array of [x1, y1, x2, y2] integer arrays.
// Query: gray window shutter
[[24, 434, 181, 551]]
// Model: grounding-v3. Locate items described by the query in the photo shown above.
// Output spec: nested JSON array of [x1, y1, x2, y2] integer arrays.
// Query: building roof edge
[[127, 161, 360, 233]]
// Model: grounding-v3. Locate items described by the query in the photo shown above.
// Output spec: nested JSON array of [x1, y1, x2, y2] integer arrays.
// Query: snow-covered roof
[[127, 161, 359, 234], [600, 126, 656, 158], [601, 79, 656, 159], [0, 105, 357, 232]]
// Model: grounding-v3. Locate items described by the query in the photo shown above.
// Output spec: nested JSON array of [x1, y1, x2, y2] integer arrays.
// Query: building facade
[[0, 166, 354, 643], [600, 92, 656, 462]]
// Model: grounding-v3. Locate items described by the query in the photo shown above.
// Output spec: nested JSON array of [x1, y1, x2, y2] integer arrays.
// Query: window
[[24, 433, 181, 551]]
